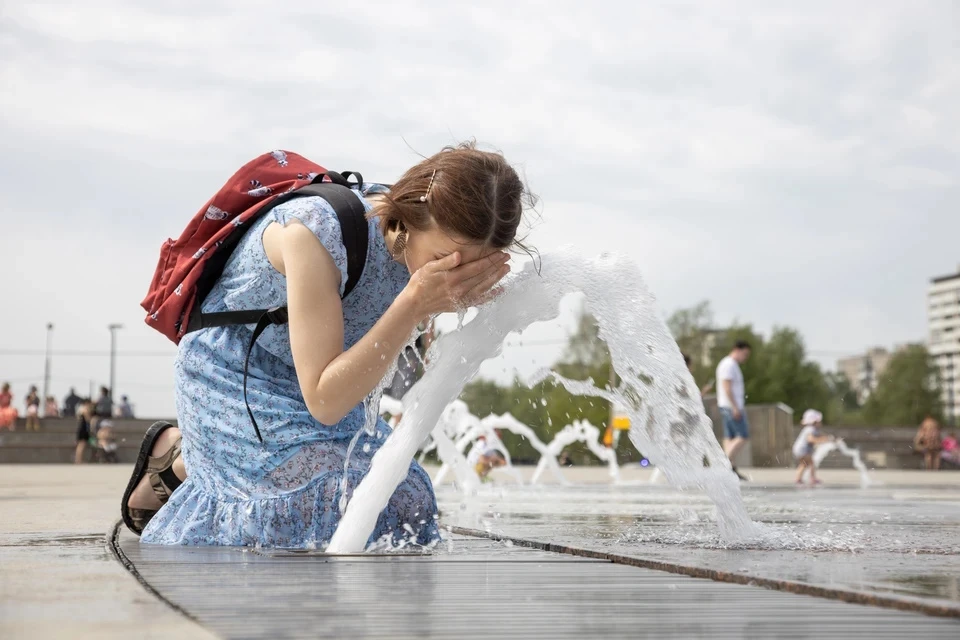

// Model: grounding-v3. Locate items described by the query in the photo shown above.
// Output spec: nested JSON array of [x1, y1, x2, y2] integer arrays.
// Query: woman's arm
[[265, 220, 509, 425]]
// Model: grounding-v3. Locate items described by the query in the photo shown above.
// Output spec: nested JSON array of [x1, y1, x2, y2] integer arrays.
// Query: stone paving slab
[[4, 464, 960, 639], [0, 465, 215, 640], [440, 482, 960, 615], [116, 526, 960, 639]]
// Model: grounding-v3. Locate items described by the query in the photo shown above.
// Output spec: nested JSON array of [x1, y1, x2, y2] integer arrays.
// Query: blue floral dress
[[141, 185, 441, 548]]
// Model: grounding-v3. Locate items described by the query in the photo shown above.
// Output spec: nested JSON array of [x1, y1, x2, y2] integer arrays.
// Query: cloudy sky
[[1, 0, 957, 417]]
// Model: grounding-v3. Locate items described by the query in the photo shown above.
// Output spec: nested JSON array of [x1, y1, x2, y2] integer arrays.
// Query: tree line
[[668, 301, 944, 427], [458, 301, 945, 465]]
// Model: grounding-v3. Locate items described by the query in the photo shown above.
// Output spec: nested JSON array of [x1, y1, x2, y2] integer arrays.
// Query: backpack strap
[[188, 177, 370, 443], [188, 180, 369, 332]]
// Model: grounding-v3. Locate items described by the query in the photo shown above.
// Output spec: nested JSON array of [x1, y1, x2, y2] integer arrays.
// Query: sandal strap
[[145, 437, 182, 474], [128, 508, 158, 535], [158, 466, 183, 493], [149, 472, 172, 503], [146, 437, 183, 503]]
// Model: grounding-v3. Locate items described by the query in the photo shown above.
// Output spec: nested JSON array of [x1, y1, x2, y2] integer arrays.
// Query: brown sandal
[[120, 421, 183, 535]]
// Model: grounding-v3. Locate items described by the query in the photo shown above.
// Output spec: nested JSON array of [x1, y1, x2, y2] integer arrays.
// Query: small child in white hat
[[792, 409, 835, 486]]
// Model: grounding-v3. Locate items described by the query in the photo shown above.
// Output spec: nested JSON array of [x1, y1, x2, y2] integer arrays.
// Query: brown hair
[[374, 141, 536, 253]]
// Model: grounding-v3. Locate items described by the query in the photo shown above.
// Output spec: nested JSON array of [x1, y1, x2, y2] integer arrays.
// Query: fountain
[[529, 420, 619, 484], [380, 396, 600, 485], [327, 251, 758, 554], [387, 397, 612, 488], [431, 402, 528, 486], [810, 439, 874, 488]]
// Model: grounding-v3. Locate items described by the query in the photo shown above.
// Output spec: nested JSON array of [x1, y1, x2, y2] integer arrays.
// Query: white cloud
[[1, 0, 958, 415]]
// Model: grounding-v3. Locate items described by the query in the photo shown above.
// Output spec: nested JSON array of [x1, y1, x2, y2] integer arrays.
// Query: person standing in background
[[716, 340, 752, 480], [62, 388, 83, 418], [0, 383, 18, 431], [117, 395, 135, 419], [93, 386, 113, 419], [24, 386, 41, 431], [75, 400, 93, 465]]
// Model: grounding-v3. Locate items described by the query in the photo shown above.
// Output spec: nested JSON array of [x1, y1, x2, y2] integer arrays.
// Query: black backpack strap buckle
[[264, 307, 288, 325]]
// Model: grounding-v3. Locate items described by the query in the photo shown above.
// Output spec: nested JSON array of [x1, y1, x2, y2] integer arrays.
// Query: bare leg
[[794, 459, 807, 483], [725, 437, 746, 461], [74, 441, 86, 465], [933, 453, 941, 471], [126, 427, 187, 511]]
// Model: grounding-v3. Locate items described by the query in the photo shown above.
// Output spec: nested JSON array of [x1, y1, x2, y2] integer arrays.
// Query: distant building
[[929, 266, 960, 425], [837, 347, 896, 404], [691, 329, 727, 367]]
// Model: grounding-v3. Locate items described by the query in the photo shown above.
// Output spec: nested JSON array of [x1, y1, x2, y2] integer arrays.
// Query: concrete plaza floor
[[1, 464, 958, 639]]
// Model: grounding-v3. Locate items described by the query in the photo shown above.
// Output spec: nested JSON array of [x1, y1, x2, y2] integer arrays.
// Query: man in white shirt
[[716, 340, 752, 480]]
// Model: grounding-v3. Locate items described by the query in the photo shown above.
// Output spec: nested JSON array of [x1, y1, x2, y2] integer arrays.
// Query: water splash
[[427, 402, 616, 487], [810, 440, 874, 488], [529, 421, 619, 484], [328, 251, 759, 553]]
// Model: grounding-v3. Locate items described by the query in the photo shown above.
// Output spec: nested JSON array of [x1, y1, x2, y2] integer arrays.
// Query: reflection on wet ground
[[438, 483, 960, 607]]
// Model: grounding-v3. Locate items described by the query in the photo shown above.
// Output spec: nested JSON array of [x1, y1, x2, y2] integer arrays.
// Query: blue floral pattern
[[141, 185, 441, 548]]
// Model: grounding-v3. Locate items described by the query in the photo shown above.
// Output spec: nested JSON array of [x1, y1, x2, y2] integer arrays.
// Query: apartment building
[[837, 347, 895, 405], [929, 266, 960, 425]]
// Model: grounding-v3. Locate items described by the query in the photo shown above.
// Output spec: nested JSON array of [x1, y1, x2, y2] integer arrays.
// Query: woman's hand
[[402, 251, 510, 317]]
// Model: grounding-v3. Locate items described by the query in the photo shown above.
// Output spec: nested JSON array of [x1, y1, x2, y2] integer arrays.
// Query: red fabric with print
[[141, 151, 327, 344]]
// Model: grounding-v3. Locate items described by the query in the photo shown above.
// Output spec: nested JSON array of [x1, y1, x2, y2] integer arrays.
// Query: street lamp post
[[108, 323, 124, 403], [42, 323, 54, 407]]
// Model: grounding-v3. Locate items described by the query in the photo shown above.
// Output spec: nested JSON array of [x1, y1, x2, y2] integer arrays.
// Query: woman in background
[[914, 416, 942, 471], [0, 383, 18, 431]]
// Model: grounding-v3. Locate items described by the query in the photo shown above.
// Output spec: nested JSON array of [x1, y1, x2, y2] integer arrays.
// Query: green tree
[[752, 327, 831, 418], [459, 307, 627, 465], [459, 379, 510, 417], [824, 372, 863, 425], [562, 310, 610, 370], [705, 324, 833, 421], [825, 372, 860, 412], [666, 301, 716, 386], [863, 345, 943, 425]]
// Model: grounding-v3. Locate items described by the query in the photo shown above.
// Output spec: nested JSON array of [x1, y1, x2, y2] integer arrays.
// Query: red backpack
[[141, 151, 371, 441], [142, 150, 369, 343]]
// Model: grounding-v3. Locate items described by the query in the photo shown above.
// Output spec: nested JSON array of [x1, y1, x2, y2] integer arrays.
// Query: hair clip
[[420, 169, 437, 202]]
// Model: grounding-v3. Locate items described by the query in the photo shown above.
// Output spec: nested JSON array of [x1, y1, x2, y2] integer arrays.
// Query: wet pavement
[[3, 465, 959, 638], [116, 524, 960, 639], [439, 481, 960, 613]]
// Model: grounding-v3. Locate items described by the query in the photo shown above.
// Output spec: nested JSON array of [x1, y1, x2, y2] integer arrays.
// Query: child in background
[[793, 409, 835, 486], [24, 386, 41, 431], [941, 432, 959, 467], [44, 396, 59, 418], [467, 435, 506, 481], [97, 419, 119, 463]]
